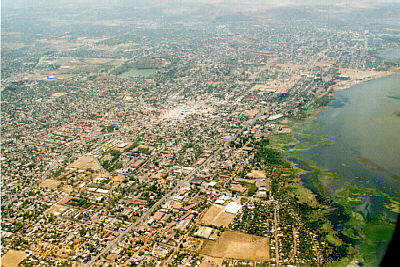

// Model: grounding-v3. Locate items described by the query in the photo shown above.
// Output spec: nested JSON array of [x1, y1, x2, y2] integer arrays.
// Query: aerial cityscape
[[1, 0, 400, 266]]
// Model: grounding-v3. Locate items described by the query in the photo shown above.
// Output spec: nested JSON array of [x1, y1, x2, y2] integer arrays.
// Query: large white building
[[225, 202, 243, 215]]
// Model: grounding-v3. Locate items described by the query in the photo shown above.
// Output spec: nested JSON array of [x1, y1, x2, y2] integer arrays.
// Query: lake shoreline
[[332, 67, 400, 92], [274, 70, 400, 266]]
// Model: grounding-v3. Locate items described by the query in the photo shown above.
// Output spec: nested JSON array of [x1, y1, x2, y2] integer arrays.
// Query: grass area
[[326, 232, 343, 246], [111, 58, 164, 76], [268, 133, 297, 148], [364, 224, 395, 242], [385, 197, 400, 213], [359, 240, 378, 266]]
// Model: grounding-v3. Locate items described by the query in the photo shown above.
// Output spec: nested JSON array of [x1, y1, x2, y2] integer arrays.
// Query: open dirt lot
[[69, 156, 101, 171], [39, 179, 61, 189], [200, 231, 269, 261], [51, 92, 66, 98], [61, 185, 74, 194], [246, 170, 267, 179], [333, 68, 398, 91], [339, 68, 384, 80], [199, 204, 236, 227], [250, 84, 277, 92], [1, 250, 28, 267]]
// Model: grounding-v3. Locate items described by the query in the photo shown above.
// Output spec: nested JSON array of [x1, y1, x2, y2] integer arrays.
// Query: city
[[1, 0, 400, 266]]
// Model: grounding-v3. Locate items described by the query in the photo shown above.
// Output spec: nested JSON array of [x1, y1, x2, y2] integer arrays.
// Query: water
[[298, 73, 400, 197], [293, 71, 400, 265], [118, 68, 157, 78]]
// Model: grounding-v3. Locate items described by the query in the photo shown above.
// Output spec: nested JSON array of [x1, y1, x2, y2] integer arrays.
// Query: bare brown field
[[200, 231, 269, 261], [1, 250, 28, 267], [333, 68, 398, 91], [246, 170, 267, 179], [250, 84, 277, 92], [2, 42, 27, 50], [339, 68, 383, 80], [280, 118, 290, 124], [69, 156, 101, 171], [39, 179, 61, 189], [61, 185, 74, 194], [111, 174, 125, 182], [199, 204, 236, 227], [51, 92, 66, 98]]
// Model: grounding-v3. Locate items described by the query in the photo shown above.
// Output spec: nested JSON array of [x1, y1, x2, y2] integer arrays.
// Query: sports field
[[200, 231, 269, 261], [199, 204, 236, 227]]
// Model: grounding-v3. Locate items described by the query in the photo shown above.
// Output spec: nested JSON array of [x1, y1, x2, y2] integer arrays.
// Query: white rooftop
[[208, 181, 217, 187], [215, 199, 225, 204], [225, 202, 243, 215], [267, 114, 284, 121]]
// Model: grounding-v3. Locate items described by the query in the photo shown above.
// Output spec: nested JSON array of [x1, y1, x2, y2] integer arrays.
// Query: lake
[[291, 65, 400, 265], [297, 72, 400, 197]]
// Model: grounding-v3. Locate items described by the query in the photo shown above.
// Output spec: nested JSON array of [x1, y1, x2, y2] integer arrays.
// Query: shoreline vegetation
[[270, 69, 400, 266]]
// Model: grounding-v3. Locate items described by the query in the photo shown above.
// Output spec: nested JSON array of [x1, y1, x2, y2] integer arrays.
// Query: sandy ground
[[1, 250, 28, 267], [69, 156, 101, 171], [250, 84, 277, 92], [61, 185, 74, 194], [51, 92, 66, 98], [44, 204, 68, 216], [2, 42, 27, 50], [251, 77, 298, 94], [199, 204, 236, 227], [111, 174, 125, 182], [334, 68, 399, 91], [339, 68, 384, 79], [200, 231, 269, 261], [246, 170, 267, 179], [39, 179, 61, 189]]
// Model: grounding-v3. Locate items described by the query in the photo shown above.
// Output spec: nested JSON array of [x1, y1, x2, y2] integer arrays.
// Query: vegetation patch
[[66, 198, 92, 209], [111, 58, 165, 75]]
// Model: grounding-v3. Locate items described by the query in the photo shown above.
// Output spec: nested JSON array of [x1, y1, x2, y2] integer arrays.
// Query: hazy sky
[[3, 0, 400, 9]]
